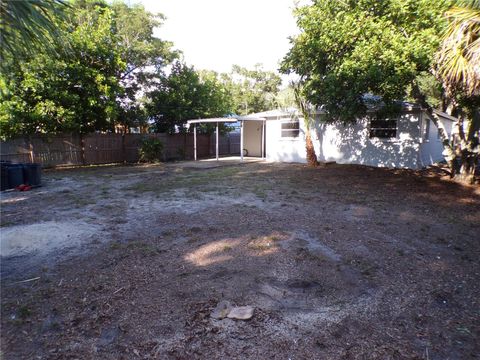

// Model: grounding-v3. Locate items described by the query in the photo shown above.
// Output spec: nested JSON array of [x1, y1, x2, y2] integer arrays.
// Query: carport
[[186, 116, 266, 161]]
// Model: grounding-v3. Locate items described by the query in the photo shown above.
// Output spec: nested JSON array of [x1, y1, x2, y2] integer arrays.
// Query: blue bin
[[7, 164, 24, 188], [22, 163, 42, 186]]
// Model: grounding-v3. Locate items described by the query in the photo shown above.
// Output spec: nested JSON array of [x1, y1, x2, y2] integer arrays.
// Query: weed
[[188, 226, 202, 234], [457, 326, 472, 336], [17, 305, 32, 320], [126, 241, 160, 256], [248, 241, 273, 251], [110, 242, 122, 250]]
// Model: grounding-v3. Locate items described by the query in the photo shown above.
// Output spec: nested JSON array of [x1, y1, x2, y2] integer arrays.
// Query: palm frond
[[0, 0, 69, 63], [436, 2, 480, 95]]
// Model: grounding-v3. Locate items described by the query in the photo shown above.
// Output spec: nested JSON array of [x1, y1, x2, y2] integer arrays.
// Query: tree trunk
[[457, 149, 478, 183], [427, 108, 478, 183], [294, 85, 319, 167], [414, 83, 478, 183], [305, 127, 319, 167]]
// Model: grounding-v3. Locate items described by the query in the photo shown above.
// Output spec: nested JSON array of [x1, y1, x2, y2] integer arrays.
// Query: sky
[[132, 0, 299, 74]]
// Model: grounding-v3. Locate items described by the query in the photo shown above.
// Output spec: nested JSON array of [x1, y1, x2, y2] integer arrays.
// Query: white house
[[240, 105, 456, 169]]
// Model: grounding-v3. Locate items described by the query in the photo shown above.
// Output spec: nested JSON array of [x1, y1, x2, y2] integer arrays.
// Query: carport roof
[[186, 118, 237, 125], [186, 116, 266, 126]]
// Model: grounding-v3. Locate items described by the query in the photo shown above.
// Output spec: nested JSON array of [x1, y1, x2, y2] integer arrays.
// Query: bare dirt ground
[[1, 162, 479, 359]]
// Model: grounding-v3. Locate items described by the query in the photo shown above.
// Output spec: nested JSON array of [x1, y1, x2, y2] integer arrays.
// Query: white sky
[[133, 0, 299, 74]]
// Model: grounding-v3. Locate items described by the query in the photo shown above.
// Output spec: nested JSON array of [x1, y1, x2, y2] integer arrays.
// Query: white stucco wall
[[265, 111, 425, 169], [419, 115, 454, 166], [265, 116, 306, 163]]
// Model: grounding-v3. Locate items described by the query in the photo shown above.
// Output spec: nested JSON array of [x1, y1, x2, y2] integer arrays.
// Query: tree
[[146, 62, 234, 133], [0, 0, 125, 138], [111, 1, 178, 133], [0, 0, 179, 139], [0, 0, 68, 66], [282, 0, 479, 181], [434, 0, 480, 181], [282, 0, 449, 121], [437, 0, 480, 95], [294, 84, 318, 167], [229, 64, 281, 115]]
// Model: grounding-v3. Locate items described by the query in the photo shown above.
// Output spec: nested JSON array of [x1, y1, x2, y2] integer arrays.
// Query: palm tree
[[436, 0, 480, 95], [294, 84, 319, 167], [434, 0, 480, 182], [0, 0, 68, 63]]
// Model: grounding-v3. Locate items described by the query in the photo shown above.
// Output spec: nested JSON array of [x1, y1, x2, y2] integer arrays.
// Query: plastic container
[[22, 163, 42, 186], [0, 164, 9, 191], [7, 164, 24, 188]]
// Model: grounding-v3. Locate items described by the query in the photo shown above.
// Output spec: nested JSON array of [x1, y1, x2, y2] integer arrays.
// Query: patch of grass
[[72, 196, 96, 207], [253, 185, 267, 200], [17, 305, 32, 320], [222, 245, 232, 252], [187, 236, 201, 244], [456, 326, 472, 336], [248, 237, 275, 251], [248, 243, 271, 251], [125, 166, 243, 194], [110, 240, 160, 256], [294, 247, 324, 261], [350, 259, 379, 278], [110, 242, 122, 250], [187, 226, 202, 234]]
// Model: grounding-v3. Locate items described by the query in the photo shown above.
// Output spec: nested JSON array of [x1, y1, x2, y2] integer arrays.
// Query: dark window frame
[[281, 119, 300, 138], [369, 118, 397, 139]]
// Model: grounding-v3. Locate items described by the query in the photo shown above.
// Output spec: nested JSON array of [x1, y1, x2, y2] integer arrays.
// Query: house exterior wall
[[419, 115, 454, 166], [265, 111, 425, 169], [243, 121, 263, 157], [265, 116, 306, 163]]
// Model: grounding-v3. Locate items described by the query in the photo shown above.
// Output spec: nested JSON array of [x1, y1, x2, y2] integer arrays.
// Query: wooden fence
[[0, 132, 240, 168]]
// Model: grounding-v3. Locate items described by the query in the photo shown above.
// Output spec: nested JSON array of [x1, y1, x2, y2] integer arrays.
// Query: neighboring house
[[242, 105, 456, 169]]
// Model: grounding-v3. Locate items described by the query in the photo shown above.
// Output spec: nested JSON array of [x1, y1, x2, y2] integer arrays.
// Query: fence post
[[80, 134, 86, 165], [27, 136, 34, 163], [122, 133, 126, 163]]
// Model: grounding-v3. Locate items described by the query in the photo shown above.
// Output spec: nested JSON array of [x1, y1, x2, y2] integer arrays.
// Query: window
[[281, 120, 300, 138], [423, 118, 430, 141], [369, 119, 397, 138]]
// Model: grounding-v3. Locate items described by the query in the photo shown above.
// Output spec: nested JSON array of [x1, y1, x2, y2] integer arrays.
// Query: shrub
[[139, 137, 163, 163]]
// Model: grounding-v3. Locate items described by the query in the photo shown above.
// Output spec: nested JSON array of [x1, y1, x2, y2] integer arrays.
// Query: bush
[[139, 137, 163, 163]]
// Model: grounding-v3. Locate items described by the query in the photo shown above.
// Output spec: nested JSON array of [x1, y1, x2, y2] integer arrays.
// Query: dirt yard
[[1, 161, 479, 359]]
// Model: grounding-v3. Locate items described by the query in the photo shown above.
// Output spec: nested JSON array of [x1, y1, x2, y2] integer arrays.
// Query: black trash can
[[0, 163, 9, 191], [22, 163, 42, 186], [7, 164, 24, 188]]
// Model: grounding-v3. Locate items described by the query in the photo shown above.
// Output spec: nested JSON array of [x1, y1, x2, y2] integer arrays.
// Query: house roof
[[247, 106, 459, 123], [432, 109, 458, 122]]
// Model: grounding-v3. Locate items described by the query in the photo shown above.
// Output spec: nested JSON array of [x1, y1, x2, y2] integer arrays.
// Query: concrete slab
[[167, 157, 266, 170]]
